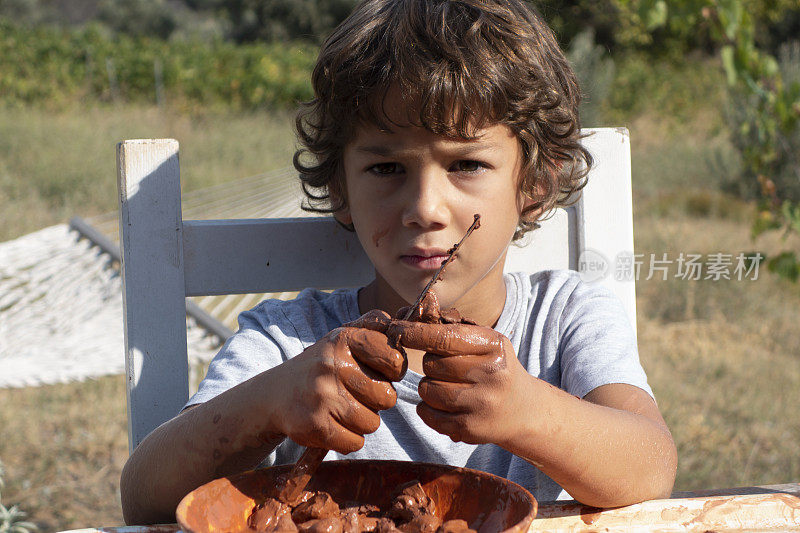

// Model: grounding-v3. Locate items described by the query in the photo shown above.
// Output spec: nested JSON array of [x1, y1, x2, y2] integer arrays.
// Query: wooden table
[[531, 483, 800, 531], [62, 483, 800, 532]]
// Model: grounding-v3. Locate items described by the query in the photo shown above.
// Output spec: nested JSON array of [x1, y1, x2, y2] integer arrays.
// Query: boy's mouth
[[400, 250, 451, 270]]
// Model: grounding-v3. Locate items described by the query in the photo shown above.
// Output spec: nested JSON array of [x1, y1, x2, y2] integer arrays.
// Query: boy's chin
[[400, 287, 459, 312]]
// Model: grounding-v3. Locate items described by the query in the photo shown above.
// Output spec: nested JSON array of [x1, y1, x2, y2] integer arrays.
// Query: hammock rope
[[0, 167, 311, 389]]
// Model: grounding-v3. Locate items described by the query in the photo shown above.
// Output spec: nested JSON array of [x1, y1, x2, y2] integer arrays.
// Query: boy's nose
[[400, 170, 449, 229]]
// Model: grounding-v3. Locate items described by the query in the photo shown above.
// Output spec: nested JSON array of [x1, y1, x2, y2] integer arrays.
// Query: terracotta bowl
[[176, 459, 537, 533]]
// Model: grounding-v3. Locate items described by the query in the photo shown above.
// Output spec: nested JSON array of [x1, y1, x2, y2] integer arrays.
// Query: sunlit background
[[0, 1, 798, 531]]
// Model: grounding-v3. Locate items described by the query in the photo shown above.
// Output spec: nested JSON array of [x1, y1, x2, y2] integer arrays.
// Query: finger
[[344, 309, 392, 332], [387, 321, 502, 356], [329, 389, 383, 439], [416, 403, 473, 444], [396, 291, 439, 323], [336, 360, 398, 411], [299, 416, 365, 454], [345, 328, 407, 381], [422, 352, 505, 382], [417, 378, 473, 412]]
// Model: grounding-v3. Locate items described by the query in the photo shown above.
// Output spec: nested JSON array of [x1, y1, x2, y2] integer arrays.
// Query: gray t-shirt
[[187, 270, 653, 502]]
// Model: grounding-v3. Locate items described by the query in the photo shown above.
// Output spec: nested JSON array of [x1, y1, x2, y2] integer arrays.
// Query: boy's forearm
[[120, 375, 285, 525], [502, 378, 677, 508]]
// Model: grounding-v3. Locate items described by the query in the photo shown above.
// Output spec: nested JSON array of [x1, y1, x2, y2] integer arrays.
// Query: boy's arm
[[120, 376, 286, 525], [388, 320, 677, 507], [503, 380, 676, 507], [121, 316, 403, 525]]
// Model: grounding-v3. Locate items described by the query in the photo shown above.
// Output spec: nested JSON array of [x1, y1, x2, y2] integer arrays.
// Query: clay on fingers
[[343, 327, 407, 382]]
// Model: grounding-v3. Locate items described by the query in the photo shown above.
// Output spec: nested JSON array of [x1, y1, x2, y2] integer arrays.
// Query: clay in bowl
[[176, 459, 537, 533]]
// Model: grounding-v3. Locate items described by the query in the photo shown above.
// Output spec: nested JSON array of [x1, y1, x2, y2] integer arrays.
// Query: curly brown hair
[[293, 0, 592, 240]]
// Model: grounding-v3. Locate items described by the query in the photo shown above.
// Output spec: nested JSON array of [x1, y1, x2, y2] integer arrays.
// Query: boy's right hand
[[265, 309, 405, 454]]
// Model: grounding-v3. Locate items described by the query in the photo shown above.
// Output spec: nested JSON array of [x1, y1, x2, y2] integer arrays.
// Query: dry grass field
[[0, 105, 298, 242], [0, 103, 798, 531]]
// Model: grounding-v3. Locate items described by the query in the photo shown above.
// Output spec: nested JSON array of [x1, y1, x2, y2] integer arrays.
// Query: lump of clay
[[341, 502, 379, 516], [298, 516, 345, 533], [375, 517, 403, 533], [292, 491, 341, 523], [268, 513, 299, 532], [248, 498, 295, 532], [397, 292, 476, 325], [438, 519, 476, 533], [399, 514, 442, 533], [340, 508, 379, 533], [388, 481, 437, 523], [247, 480, 479, 533]]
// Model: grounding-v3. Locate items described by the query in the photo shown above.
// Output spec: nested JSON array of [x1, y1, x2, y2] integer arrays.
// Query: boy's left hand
[[387, 320, 529, 446]]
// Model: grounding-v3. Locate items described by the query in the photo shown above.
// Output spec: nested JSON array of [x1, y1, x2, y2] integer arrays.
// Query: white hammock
[[0, 167, 309, 389]]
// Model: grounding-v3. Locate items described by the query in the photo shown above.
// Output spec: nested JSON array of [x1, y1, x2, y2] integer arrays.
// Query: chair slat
[[182, 218, 373, 296], [117, 139, 190, 451]]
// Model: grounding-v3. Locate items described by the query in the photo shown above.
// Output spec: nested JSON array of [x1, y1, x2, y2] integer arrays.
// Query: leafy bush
[[623, 0, 800, 281], [209, 0, 358, 44], [0, 20, 316, 110], [724, 40, 800, 203], [96, 0, 178, 40], [566, 29, 616, 127]]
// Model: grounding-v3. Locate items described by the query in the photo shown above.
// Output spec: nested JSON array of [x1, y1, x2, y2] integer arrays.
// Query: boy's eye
[[452, 160, 484, 172], [368, 162, 401, 175]]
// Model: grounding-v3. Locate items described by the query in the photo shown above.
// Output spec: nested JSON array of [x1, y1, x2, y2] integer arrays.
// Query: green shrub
[[724, 41, 800, 203], [0, 20, 316, 110], [604, 51, 727, 125], [566, 29, 616, 127]]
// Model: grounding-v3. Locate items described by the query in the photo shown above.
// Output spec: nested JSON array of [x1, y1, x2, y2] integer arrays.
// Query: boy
[[121, 0, 677, 524]]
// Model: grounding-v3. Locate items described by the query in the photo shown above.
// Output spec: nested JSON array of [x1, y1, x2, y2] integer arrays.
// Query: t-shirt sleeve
[[184, 301, 305, 409], [557, 280, 654, 400]]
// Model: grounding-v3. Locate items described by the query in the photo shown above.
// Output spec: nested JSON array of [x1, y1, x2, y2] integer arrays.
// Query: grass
[[0, 103, 297, 242], [629, 106, 800, 490], [635, 213, 800, 489], [0, 376, 127, 531], [1, 79, 800, 530]]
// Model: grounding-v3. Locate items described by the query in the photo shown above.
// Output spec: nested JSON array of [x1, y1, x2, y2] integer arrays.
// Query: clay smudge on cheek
[[372, 227, 390, 248]]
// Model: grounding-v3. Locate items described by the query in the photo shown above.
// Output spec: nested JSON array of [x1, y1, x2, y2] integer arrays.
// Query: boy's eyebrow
[[354, 143, 501, 157]]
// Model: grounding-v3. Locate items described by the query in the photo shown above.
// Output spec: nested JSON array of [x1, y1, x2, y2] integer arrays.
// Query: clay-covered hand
[[268, 309, 405, 454], [386, 319, 529, 446]]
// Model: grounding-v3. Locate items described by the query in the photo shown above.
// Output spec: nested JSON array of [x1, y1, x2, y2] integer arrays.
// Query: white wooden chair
[[116, 128, 635, 453]]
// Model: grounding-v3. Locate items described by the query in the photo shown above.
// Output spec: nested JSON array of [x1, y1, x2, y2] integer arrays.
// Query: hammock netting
[[0, 167, 309, 389]]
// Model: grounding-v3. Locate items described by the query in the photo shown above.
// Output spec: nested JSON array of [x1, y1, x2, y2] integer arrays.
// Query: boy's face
[[340, 107, 533, 320]]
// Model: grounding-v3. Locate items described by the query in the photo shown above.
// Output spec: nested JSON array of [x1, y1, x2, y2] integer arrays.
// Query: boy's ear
[[329, 177, 353, 226], [521, 194, 537, 210], [519, 191, 541, 215], [334, 206, 353, 226]]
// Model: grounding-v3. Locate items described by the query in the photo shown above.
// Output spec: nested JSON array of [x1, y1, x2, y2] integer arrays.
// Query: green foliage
[[604, 51, 726, 124], [535, 0, 621, 50], [0, 505, 37, 533], [96, 0, 178, 40], [565, 29, 616, 127], [0, 460, 37, 533], [0, 0, 57, 25], [630, 0, 800, 282], [199, 0, 358, 43], [612, 0, 800, 55], [0, 20, 316, 110], [766, 251, 800, 282]]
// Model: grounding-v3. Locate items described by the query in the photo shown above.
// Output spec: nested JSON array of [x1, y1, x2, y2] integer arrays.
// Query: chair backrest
[[116, 128, 635, 452]]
